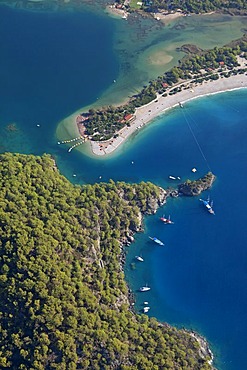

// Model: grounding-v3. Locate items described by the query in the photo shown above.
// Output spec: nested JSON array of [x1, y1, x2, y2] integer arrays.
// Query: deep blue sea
[[1, 5, 247, 370], [0, 5, 118, 155], [124, 90, 247, 370]]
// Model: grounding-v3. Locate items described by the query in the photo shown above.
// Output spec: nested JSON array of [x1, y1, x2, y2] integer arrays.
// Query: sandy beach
[[105, 6, 183, 23], [90, 71, 247, 156], [105, 5, 128, 19], [152, 11, 184, 24]]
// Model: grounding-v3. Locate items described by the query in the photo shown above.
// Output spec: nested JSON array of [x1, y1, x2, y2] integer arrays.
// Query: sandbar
[[147, 50, 173, 66], [89, 72, 247, 156]]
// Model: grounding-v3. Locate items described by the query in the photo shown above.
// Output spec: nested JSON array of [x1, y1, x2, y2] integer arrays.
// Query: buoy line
[[57, 136, 83, 145], [180, 105, 212, 173]]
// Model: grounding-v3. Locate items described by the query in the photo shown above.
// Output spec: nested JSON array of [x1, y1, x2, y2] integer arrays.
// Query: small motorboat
[[135, 256, 144, 262], [143, 306, 150, 313], [139, 286, 151, 292]]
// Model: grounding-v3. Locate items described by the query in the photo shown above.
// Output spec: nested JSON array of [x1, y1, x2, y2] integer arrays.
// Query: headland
[[55, 11, 247, 156], [55, 40, 246, 157]]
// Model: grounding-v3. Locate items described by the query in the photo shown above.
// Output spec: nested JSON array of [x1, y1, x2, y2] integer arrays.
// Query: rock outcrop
[[178, 172, 216, 196], [146, 187, 168, 213]]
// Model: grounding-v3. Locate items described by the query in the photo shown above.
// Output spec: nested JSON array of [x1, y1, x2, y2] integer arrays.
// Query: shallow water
[[91, 13, 247, 106], [1, 5, 247, 370], [56, 11, 247, 139]]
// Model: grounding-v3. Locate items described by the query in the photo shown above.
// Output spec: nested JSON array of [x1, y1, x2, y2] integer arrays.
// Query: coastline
[[121, 183, 215, 368], [105, 5, 184, 23], [2, 5, 246, 368], [152, 10, 185, 24], [105, 4, 128, 20], [189, 331, 215, 367], [89, 73, 247, 156]]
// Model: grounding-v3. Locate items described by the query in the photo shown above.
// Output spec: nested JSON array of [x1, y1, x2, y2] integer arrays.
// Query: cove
[[1, 5, 247, 370]]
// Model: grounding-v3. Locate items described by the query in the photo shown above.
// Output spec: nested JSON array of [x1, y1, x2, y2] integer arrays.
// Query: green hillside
[[0, 153, 212, 370]]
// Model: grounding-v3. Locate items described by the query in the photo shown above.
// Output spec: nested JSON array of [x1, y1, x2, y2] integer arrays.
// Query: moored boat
[[169, 175, 180, 180], [143, 306, 150, 313], [149, 236, 164, 246], [160, 215, 174, 224], [139, 286, 151, 292], [135, 255, 144, 262], [199, 197, 215, 215]]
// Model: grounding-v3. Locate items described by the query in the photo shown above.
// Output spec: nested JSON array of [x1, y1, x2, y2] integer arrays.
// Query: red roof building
[[76, 115, 89, 124], [124, 114, 134, 122], [162, 82, 169, 88]]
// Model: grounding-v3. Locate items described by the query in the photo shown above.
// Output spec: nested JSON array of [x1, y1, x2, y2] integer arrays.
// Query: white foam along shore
[[89, 71, 246, 156], [189, 331, 214, 366]]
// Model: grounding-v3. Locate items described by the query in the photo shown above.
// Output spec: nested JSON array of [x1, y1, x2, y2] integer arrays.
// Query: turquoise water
[[1, 5, 247, 370]]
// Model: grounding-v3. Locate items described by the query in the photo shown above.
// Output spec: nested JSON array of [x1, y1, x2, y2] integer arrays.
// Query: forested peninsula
[[0, 153, 213, 370]]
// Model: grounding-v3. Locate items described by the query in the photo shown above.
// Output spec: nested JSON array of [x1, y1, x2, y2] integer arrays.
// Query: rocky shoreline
[[178, 172, 216, 196], [118, 174, 216, 367], [119, 172, 216, 273], [189, 330, 215, 368]]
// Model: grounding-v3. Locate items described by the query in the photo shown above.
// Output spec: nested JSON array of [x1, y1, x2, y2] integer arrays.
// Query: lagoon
[[1, 5, 247, 370]]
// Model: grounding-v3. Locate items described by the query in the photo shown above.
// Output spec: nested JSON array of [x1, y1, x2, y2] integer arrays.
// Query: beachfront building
[[124, 113, 135, 123]]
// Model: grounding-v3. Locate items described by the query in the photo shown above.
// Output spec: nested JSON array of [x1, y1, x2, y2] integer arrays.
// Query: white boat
[[144, 301, 149, 305], [149, 236, 164, 246], [143, 306, 150, 313], [169, 175, 181, 180], [135, 256, 144, 262], [139, 286, 151, 292]]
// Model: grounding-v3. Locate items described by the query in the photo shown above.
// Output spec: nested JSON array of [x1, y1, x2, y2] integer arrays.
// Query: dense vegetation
[[81, 36, 247, 141], [117, 0, 247, 15], [2, 0, 246, 14], [178, 172, 216, 196], [0, 153, 212, 369], [143, 0, 247, 14]]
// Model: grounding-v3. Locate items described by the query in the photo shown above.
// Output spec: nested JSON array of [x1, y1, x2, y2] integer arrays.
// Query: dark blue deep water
[[124, 91, 247, 370], [0, 5, 118, 154], [1, 5, 247, 370]]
